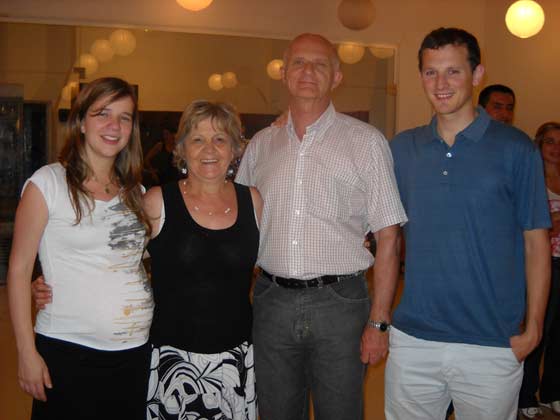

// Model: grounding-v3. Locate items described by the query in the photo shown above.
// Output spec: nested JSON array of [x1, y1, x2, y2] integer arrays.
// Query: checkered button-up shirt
[[236, 103, 407, 280]]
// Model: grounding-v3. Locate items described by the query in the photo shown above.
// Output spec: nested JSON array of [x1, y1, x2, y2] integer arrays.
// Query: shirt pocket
[[306, 159, 359, 222]]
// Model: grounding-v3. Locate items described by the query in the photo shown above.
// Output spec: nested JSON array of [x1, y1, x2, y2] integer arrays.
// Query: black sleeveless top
[[147, 182, 259, 353]]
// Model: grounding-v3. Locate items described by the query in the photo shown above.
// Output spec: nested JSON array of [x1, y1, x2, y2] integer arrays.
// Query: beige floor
[[0, 280, 556, 420]]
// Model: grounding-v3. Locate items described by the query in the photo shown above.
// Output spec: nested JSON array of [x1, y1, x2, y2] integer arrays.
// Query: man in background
[[478, 83, 515, 125]]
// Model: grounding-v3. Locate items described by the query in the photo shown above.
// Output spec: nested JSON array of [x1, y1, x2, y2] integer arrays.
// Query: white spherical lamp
[[338, 43, 365, 64], [222, 72, 238, 88], [505, 0, 545, 39], [176, 0, 213, 11], [368, 46, 394, 59], [109, 29, 137, 56], [208, 73, 223, 91], [266, 59, 283, 80], [337, 0, 375, 31], [90, 39, 114, 62], [78, 53, 99, 77]]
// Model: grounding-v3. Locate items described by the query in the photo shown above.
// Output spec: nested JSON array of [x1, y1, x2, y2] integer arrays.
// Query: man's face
[[420, 44, 484, 118], [484, 92, 515, 125], [282, 36, 343, 103]]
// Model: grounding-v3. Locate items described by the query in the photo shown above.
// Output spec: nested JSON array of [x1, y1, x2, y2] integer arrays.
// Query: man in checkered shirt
[[236, 33, 407, 420]]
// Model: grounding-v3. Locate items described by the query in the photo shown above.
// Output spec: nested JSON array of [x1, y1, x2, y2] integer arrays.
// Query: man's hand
[[360, 325, 389, 365], [31, 276, 52, 310], [510, 327, 540, 362]]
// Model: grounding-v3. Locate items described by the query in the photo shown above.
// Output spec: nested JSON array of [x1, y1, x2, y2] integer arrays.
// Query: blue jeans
[[252, 272, 371, 420]]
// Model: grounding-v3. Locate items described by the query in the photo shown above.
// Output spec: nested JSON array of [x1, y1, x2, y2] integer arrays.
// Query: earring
[[181, 167, 187, 175], [226, 166, 235, 177]]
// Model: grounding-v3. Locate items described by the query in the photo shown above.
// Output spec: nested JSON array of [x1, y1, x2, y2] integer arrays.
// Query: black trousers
[[518, 257, 560, 407], [31, 334, 150, 420]]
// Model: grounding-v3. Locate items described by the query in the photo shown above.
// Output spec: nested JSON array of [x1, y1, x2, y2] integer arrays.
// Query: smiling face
[[80, 95, 134, 163], [541, 129, 560, 166], [182, 117, 234, 183], [282, 34, 342, 106], [420, 44, 484, 120]]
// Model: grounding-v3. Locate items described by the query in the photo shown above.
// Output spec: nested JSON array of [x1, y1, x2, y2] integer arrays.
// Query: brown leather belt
[[261, 270, 362, 289]]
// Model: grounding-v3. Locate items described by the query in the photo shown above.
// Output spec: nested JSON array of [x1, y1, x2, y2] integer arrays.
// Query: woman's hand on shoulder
[[18, 348, 52, 401], [249, 187, 263, 226], [143, 186, 163, 238]]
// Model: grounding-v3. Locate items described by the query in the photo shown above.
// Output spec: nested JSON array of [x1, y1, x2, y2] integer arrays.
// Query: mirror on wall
[[0, 21, 397, 283]]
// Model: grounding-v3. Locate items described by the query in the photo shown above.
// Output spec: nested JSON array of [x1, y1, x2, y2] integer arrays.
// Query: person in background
[[8, 77, 153, 420], [387, 27, 550, 420], [143, 100, 262, 420], [518, 122, 560, 419], [144, 124, 180, 186], [236, 33, 406, 420], [478, 83, 515, 125]]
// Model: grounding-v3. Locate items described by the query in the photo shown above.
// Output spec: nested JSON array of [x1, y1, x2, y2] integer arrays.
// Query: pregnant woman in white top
[[7, 77, 153, 420]]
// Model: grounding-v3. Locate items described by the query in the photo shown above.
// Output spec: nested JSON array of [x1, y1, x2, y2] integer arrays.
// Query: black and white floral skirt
[[146, 342, 257, 420]]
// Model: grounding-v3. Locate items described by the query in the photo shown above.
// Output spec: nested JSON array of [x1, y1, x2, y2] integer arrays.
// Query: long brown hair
[[59, 77, 150, 234]]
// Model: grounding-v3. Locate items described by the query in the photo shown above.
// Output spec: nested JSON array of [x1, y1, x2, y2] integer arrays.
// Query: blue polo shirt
[[390, 108, 550, 347]]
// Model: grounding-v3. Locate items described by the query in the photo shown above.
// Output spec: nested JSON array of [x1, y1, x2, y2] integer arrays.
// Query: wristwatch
[[368, 320, 391, 332]]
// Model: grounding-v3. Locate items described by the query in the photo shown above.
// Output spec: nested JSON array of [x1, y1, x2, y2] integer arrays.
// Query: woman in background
[[144, 100, 261, 420], [8, 77, 153, 420], [519, 121, 560, 419]]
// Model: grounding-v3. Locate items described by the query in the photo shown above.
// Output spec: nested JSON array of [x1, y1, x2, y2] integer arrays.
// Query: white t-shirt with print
[[25, 163, 153, 350]]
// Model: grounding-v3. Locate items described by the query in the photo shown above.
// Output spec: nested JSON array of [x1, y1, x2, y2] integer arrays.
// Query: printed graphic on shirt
[[104, 201, 153, 343]]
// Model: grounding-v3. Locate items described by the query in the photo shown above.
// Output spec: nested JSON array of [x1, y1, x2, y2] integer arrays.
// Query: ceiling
[[0, 0, 401, 45]]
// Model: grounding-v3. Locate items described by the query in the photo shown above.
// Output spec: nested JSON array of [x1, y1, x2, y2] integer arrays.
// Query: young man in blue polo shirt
[[385, 27, 551, 420]]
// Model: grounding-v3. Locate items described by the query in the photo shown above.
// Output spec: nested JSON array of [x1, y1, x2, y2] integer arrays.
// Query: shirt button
[[292, 240, 298, 245], [446, 152, 452, 158], [443, 170, 448, 176], [295, 210, 300, 215], [298, 180, 303, 185], [299, 152, 304, 157]]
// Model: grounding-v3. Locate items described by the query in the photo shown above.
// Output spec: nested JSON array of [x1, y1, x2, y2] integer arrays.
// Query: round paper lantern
[[208, 73, 223, 91], [78, 53, 99, 77], [109, 29, 137, 56], [337, 0, 375, 31], [505, 0, 545, 39], [222, 72, 238, 88], [90, 39, 114, 62], [338, 43, 365, 64], [176, 0, 213, 11], [266, 59, 283, 80], [369, 46, 394, 59]]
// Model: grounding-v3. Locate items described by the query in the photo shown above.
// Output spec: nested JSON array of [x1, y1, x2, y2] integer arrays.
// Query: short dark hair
[[478, 84, 516, 107], [418, 27, 481, 72]]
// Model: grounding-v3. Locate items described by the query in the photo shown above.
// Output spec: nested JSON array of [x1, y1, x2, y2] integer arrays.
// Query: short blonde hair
[[174, 100, 243, 172]]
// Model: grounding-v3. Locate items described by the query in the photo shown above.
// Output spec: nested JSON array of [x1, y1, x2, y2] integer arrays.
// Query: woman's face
[[181, 117, 234, 183], [541, 129, 560, 166], [80, 95, 134, 163]]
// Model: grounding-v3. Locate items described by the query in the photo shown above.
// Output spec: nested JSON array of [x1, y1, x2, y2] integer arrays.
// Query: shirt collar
[[426, 106, 491, 145], [287, 102, 336, 138]]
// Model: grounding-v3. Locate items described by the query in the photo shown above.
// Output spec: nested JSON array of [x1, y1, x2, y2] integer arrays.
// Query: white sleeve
[[22, 164, 59, 214]]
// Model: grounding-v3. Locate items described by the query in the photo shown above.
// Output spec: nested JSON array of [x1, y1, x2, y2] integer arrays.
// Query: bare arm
[[143, 186, 164, 239], [360, 224, 401, 364], [7, 182, 52, 400], [510, 228, 551, 361]]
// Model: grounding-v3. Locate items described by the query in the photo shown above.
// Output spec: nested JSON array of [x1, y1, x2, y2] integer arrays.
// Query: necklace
[[182, 180, 231, 216], [92, 174, 114, 194]]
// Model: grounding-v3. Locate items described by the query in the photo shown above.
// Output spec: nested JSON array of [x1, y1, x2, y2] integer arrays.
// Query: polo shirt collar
[[426, 106, 491, 145]]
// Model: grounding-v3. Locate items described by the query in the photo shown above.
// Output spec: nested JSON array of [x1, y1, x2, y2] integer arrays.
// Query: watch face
[[379, 322, 388, 332]]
